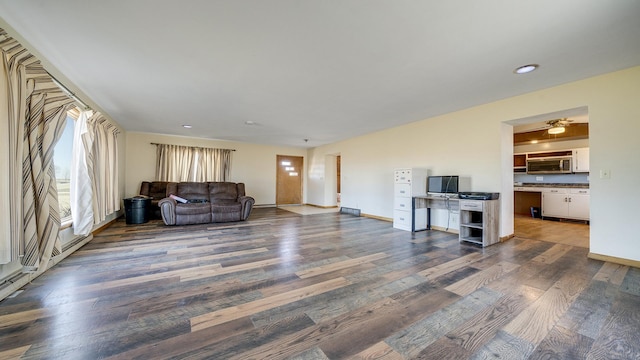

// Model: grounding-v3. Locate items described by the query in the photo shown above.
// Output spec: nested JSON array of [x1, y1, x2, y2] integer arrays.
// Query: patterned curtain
[[155, 144, 231, 182], [1, 28, 76, 271], [85, 114, 120, 225]]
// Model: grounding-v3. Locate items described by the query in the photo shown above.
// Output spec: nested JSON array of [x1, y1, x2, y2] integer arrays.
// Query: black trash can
[[530, 206, 541, 218], [123, 197, 151, 224]]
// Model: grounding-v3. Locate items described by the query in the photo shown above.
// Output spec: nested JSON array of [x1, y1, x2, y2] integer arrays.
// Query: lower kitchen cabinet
[[542, 188, 589, 221], [567, 189, 590, 220]]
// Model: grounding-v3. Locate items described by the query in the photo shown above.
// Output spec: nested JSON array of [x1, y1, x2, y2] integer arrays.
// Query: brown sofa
[[154, 182, 254, 225], [139, 181, 171, 219]]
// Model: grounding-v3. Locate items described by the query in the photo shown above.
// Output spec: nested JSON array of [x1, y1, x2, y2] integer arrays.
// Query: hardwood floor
[[1, 208, 638, 359], [514, 215, 590, 248]]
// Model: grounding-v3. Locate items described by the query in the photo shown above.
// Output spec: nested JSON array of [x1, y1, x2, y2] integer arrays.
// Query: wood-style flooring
[[514, 215, 590, 248], [1, 207, 638, 359]]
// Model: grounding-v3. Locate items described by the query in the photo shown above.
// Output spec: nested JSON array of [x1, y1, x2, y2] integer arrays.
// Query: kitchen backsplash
[[514, 173, 589, 184]]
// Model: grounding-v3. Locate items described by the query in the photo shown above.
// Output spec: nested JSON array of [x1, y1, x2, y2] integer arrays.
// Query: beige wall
[[308, 66, 640, 262], [124, 132, 308, 205]]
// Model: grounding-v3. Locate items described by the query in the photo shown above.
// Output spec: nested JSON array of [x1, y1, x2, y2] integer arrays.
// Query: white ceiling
[[1, 1, 639, 148]]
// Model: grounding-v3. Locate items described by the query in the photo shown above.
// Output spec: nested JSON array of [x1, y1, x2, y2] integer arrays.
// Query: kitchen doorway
[[508, 107, 590, 248]]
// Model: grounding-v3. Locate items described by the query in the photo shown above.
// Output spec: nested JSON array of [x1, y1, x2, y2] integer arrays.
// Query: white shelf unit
[[459, 199, 500, 247], [393, 168, 427, 231]]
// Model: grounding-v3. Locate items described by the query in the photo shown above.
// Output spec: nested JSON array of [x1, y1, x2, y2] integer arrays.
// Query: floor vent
[[340, 207, 361, 216]]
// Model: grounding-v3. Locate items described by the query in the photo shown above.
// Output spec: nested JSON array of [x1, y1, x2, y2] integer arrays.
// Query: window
[[53, 111, 77, 225]]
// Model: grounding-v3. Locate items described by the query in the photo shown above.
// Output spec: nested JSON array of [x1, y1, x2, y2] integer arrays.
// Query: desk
[[413, 195, 501, 247], [412, 195, 459, 232]]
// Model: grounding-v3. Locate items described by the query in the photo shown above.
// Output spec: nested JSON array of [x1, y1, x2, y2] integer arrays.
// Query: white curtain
[[156, 144, 196, 182], [86, 114, 120, 224], [70, 111, 94, 235], [156, 144, 231, 182], [197, 148, 231, 182]]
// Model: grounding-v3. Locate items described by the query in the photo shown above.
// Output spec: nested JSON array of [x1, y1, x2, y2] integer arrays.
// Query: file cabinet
[[393, 168, 427, 231]]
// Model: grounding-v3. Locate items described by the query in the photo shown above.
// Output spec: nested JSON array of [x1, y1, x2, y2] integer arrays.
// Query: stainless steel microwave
[[527, 157, 572, 174]]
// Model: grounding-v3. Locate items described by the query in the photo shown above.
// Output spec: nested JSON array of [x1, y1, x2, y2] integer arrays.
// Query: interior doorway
[[276, 155, 303, 205], [506, 107, 590, 249], [336, 155, 341, 205]]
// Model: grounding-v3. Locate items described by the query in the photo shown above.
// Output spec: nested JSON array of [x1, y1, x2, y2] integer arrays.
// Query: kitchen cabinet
[[513, 154, 526, 173], [573, 148, 590, 172], [568, 189, 590, 219], [542, 188, 589, 221]]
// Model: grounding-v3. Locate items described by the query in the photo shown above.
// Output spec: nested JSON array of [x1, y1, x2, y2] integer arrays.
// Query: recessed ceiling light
[[182, 124, 192, 129], [245, 121, 256, 125], [514, 64, 539, 74]]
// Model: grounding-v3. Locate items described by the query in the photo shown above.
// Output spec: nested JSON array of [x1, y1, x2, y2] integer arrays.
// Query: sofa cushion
[[176, 182, 209, 201], [211, 201, 242, 213], [149, 181, 169, 200], [211, 202, 242, 222], [175, 202, 211, 215], [175, 202, 212, 225], [208, 182, 238, 201]]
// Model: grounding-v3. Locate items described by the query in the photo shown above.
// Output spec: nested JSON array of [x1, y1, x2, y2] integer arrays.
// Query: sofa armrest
[[158, 197, 177, 225], [238, 196, 255, 220]]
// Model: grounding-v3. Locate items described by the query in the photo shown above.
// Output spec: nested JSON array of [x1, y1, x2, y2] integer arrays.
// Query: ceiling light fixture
[[245, 121, 256, 125], [548, 126, 566, 135], [182, 124, 192, 129], [514, 64, 539, 74]]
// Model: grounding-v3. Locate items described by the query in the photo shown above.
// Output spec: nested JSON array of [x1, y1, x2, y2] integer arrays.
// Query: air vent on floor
[[339, 207, 361, 216]]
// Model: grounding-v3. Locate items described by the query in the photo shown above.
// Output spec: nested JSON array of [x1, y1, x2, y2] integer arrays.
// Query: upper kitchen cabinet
[[573, 148, 590, 173], [514, 154, 526, 173]]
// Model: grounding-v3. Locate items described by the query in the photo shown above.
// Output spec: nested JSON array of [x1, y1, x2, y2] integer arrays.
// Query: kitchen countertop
[[514, 183, 589, 189]]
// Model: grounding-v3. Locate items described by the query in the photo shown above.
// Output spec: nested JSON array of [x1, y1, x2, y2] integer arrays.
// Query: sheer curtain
[[70, 110, 119, 235], [198, 148, 231, 181], [86, 114, 120, 225], [1, 28, 75, 271], [156, 144, 196, 182], [155, 144, 231, 182], [70, 111, 94, 235]]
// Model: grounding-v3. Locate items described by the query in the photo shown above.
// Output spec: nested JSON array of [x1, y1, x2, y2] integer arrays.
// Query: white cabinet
[[542, 188, 589, 221], [568, 189, 590, 220], [459, 199, 500, 247], [542, 189, 569, 218], [393, 168, 427, 231], [573, 148, 590, 173]]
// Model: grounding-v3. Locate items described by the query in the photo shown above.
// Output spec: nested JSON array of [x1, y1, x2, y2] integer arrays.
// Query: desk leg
[[411, 197, 415, 232], [427, 208, 431, 230]]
